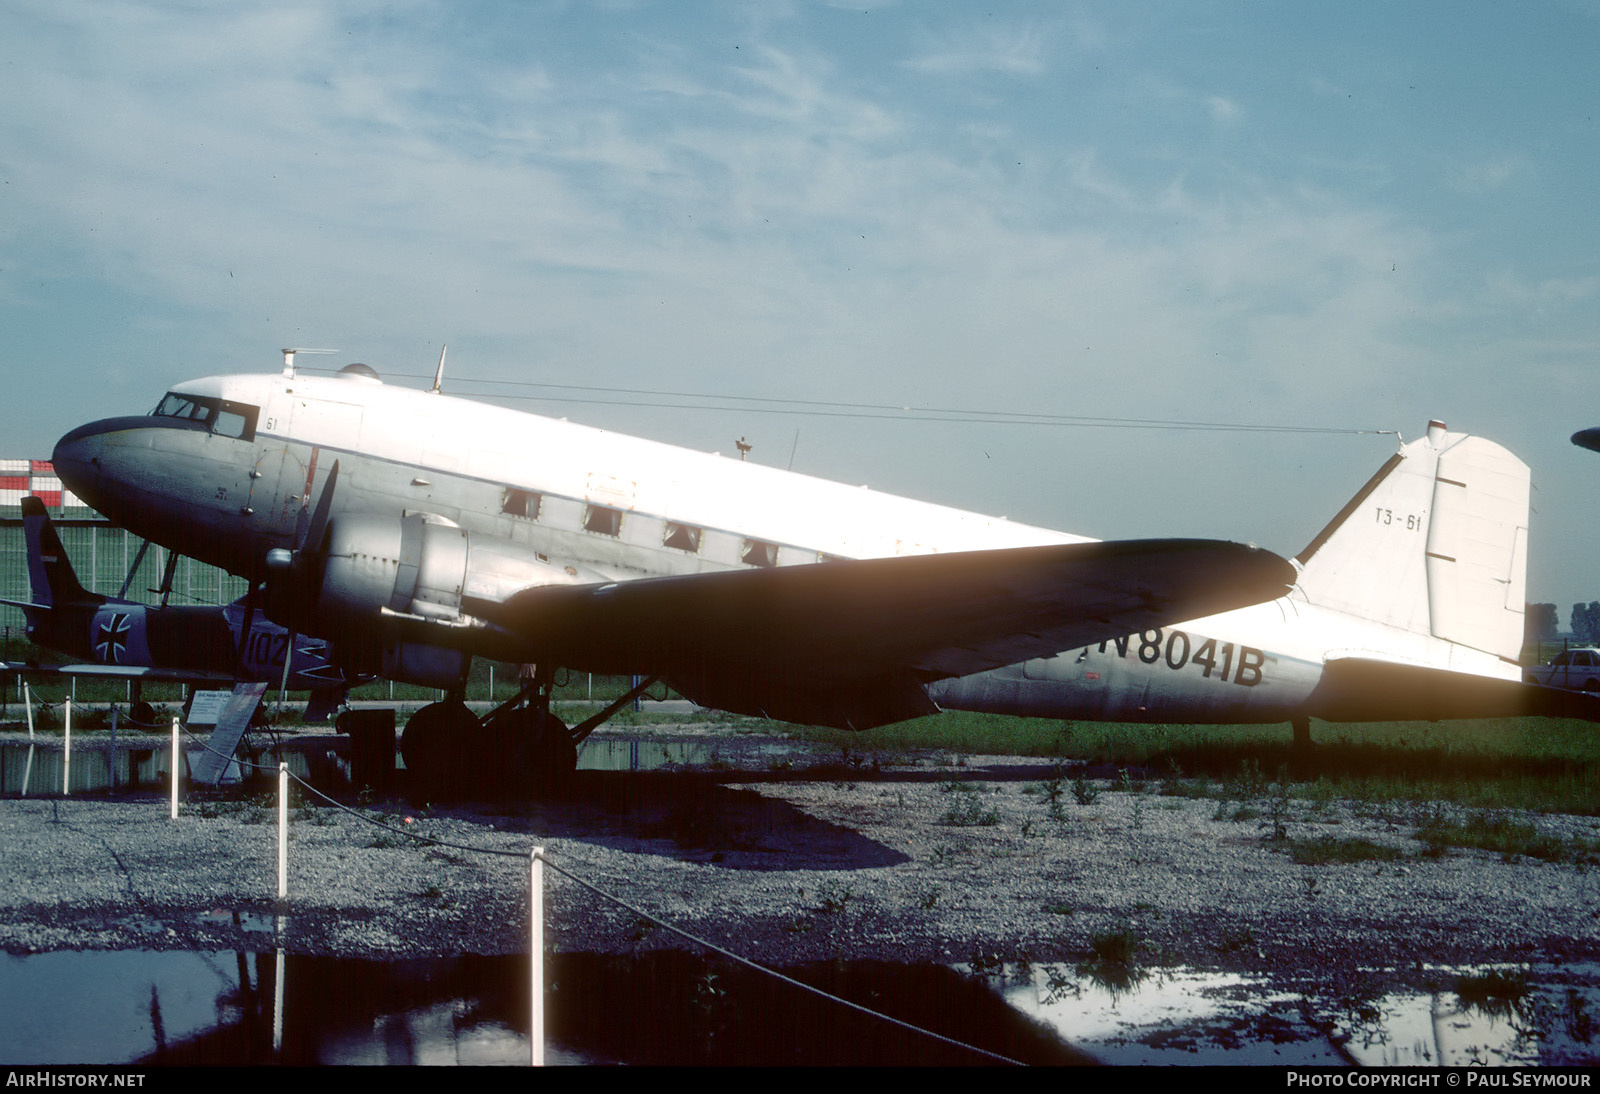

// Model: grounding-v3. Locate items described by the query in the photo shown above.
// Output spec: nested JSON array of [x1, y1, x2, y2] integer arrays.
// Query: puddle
[[975, 961, 1600, 1066], [4, 947, 1596, 1065]]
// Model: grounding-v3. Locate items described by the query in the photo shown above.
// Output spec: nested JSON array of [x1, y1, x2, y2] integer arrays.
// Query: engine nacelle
[[261, 512, 603, 689], [314, 512, 597, 639]]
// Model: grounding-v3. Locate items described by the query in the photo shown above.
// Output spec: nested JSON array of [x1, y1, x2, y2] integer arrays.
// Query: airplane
[[1, 495, 363, 721], [46, 350, 1588, 796], [1572, 428, 1600, 453]]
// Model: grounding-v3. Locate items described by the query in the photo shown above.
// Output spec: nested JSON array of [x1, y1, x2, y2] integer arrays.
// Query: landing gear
[[398, 668, 660, 803]]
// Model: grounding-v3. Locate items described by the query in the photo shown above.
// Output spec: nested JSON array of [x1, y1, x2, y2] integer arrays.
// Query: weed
[[967, 950, 1005, 976], [1160, 763, 1209, 799], [1042, 900, 1074, 916], [817, 883, 852, 915], [920, 886, 942, 909], [1218, 925, 1257, 953], [1268, 771, 1293, 841], [1224, 759, 1269, 802], [1072, 772, 1099, 807], [941, 795, 999, 827], [1087, 928, 1141, 967], [1455, 969, 1531, 1018]]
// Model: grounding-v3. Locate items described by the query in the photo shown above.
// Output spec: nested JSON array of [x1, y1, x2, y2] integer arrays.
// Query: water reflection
[[977, 960, 1600, 1066], [0, 950, 1082, 1065], [5, 946, 1597, 1065]]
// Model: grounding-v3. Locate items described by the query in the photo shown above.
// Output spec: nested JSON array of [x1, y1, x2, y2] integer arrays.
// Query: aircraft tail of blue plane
[[21, 495, 103, 609]]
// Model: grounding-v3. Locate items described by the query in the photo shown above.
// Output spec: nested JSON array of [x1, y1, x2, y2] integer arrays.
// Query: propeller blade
[[302, 460, 339, 556]]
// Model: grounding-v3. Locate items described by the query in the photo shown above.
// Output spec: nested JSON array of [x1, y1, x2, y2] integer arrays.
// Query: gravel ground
[[3, 727, 1598, 998]]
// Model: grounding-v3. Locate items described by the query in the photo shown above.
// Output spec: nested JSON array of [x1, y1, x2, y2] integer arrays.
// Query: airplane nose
[[52, 415, 150, 513], [52, 422, 103, 500]]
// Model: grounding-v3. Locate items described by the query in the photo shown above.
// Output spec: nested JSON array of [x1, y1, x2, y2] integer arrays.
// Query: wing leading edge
[[469, 538, 1296, 730]]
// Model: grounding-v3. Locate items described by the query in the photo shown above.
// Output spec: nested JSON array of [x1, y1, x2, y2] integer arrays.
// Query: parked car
[[1526, 648, 1600, 691]]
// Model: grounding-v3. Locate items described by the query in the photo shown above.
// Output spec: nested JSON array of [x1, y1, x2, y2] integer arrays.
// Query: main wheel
[[482, 707, 577, 798], [401, 700, 481, 803]]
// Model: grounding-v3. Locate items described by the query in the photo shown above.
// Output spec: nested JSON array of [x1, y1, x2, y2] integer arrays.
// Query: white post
[[20, 680, 34, 798], [530, 847, 544, 1067], [273, 933, 286, 1054], [62, 698, 71, 795], [278, 763, 289, 899], [170, 717, 180, 819]]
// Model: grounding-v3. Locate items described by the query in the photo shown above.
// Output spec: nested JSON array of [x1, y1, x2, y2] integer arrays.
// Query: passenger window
[[503, 489, 542, 520], [584, 505, 622, 537], [663, 521, 701, 553], [741, 538, 778, 568]]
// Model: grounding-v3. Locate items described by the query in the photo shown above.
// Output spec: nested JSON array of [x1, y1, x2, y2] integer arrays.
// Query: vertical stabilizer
[[21, 495, 101, 608], [1294, 424, 1529, 662]]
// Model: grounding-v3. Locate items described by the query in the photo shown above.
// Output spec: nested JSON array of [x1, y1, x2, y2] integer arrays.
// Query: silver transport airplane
[[47, 351, 1591, 796]]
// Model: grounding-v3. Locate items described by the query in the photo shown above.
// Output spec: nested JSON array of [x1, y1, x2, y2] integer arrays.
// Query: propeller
[[265, 459, 339, 633]]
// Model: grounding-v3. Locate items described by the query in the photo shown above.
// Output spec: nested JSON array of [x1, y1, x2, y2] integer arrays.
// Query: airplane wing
[[469, 538, 1295, 729], [0, 662, 245, 682], [1308, 657, 1600, 723]]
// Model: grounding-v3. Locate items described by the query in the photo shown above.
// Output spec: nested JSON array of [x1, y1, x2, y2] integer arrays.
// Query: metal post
[[110, 704, 119, 793], [278, 763, 289, 899], [530, 847, 544, 1067], [170, 717, 180, 819]]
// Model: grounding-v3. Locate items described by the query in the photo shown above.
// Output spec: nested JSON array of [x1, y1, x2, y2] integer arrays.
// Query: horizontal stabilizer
[[470, 538, 1294, 729], [1308, 657, 1600, 723]]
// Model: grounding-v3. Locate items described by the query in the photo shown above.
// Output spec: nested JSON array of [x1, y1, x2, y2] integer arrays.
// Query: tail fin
[[21, 495, 101, 608], [1294, 421, 1528, 664]]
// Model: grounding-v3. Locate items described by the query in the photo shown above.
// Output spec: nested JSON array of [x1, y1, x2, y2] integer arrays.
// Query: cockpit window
[[153, 393, 214, 423], [151, 392, 258, 441]]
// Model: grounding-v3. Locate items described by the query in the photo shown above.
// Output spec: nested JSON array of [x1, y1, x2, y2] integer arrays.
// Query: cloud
[[901, 21, 1050, 77]]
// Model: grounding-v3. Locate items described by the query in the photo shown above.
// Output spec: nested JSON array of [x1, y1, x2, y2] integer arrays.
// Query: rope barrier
[[26, 714, 1030, 1063], [244, 731, 1023, 1064]]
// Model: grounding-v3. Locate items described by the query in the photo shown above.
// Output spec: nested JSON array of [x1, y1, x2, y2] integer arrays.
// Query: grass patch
[[1416, 811, 1599, 864], [1286, 834, 1405, 865], [783, 713, 1600, 815]]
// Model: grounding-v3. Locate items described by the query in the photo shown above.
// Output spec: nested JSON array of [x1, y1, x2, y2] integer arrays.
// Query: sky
[[2, 1, 1598, 618]]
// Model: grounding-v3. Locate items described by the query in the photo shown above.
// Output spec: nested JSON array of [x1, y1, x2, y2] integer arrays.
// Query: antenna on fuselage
[[429, 344, 447, 395], [280, 347, 338, 378]]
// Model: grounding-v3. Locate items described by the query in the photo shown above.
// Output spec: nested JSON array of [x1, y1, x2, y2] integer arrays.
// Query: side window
[[503, 489, 542, 520], [212, 401, 258, 441], [584, 505, 622, 537], [663, 521, 702, 553], [741, 538, 778, 568]]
